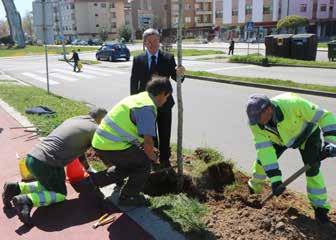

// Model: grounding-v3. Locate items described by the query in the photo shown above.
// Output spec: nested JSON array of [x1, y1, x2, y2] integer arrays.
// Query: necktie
[[149, 55, 158, 76]]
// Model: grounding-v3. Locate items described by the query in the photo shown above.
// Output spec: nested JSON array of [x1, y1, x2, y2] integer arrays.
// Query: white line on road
[[52, 69, 96, 79], [49, 73, 78, 82], [207, 65, 257, 72], [21, 72, 59, 85], [81, 69, 110, 77], [84, 65, 125, 74]]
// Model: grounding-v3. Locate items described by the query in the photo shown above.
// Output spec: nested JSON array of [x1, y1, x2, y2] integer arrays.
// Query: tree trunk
[[176, 0, 184, 190], [2, 0, 25, 48]]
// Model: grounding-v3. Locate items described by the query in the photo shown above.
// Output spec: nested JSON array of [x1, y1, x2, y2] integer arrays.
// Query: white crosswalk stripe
[[22, 72, 59, 85], [48, 72, 77, 82], [84, 65, 125, 74], [52, 69, 96, 79], [81, 68, 110, 77]]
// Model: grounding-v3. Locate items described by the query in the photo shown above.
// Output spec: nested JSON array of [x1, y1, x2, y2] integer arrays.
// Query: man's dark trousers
[[130, 50, 182, 167]]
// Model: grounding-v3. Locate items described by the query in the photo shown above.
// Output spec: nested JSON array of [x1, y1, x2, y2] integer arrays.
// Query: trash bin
[[264, 35, 275, 56], [272, 34, 293, 58], [328, 40, 336, 62], [291, 34, 317, 61]]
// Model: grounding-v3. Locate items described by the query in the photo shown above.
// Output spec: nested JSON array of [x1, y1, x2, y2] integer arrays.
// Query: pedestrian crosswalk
[[20, 65, 128, 85]]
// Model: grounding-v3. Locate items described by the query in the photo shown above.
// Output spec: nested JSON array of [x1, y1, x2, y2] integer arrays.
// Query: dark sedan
[[96, 43, 130, 62]]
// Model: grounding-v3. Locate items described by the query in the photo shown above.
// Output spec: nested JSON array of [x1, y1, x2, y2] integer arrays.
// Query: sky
[[0, 0, 33, 20]]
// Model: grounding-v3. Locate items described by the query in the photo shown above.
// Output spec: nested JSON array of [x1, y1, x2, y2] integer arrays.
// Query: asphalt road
[[1, 53, 336, 201]]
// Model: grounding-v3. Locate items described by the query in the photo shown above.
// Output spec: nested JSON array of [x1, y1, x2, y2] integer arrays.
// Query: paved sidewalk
[[0, 105, 154, 240]]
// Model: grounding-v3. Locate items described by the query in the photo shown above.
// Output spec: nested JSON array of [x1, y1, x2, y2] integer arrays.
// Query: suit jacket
[[130, 50, 181, 111]]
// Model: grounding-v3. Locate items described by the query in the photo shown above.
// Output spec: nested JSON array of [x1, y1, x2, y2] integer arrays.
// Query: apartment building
[[48, 0, 125, 42], [170, 0, 214, 37], [218, 0, 336, 40]]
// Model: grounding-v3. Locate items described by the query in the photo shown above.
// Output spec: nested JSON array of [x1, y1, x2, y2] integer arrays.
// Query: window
[[111, 12, 116, 18], [216, 10, 223, 18], [232, 9, 238, 16], [185, 4, 192, 10], [112, 22, 117, 28], [70, 3, 74, 9], [94, 3, 97, 6], [96, 24, 100, 27], [95, 13, 98, 17], [300, 4, 307, 12], [195, 16, 201, 23], [110, 3, 115, 8], [101, 3, 106, 8], [263, 6, 271, 14], [73, 27, 77, 31], [246, 5, 252, 15], [71, 13, 75, 20], [320, 4, 327, 12], [185, 17, 191, 23]]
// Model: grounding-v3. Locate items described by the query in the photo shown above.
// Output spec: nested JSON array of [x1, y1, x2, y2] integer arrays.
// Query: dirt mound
[[204, 174, 336, 240]]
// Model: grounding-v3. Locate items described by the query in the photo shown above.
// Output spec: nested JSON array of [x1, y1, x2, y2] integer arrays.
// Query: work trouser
[[155, 109, 172, 167], [73, 61, 79, 72], [17, 155, 66, 207], [94, 146, 151, 197], [249, 128, 330, 211]]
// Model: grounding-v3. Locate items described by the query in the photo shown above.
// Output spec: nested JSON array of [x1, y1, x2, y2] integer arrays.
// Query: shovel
[[260, 148, 332, 207]]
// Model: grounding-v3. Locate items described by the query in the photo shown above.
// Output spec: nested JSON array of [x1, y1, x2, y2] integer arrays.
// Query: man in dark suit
[[130, 28, 185, 168]]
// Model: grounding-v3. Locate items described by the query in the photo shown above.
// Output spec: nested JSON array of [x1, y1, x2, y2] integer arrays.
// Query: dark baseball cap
[[246, 94, 271, 125]]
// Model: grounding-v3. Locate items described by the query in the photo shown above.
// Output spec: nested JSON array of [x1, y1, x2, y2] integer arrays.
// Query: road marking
[[52, 69, 96, 79], [49, 73, 78, 82], [84, 65, 125, 74], [21, 72, 59, 85], [207, 65, 257, 72], [81, 69, 110, 76]]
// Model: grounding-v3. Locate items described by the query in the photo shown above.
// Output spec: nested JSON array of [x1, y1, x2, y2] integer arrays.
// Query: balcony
[[195, 10, 212, 15], [195, 22, 213, 27]]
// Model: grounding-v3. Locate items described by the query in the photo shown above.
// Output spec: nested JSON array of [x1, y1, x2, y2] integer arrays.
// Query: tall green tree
[[118, 25, 132, 42], [276, 15, 309, 34]]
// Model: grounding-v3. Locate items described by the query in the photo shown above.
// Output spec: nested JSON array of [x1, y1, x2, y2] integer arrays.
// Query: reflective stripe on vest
[[96, 116, 141, 146]]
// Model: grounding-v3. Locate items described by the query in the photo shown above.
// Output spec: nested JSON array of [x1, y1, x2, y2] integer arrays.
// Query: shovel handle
[[260, 153, 330, 207]]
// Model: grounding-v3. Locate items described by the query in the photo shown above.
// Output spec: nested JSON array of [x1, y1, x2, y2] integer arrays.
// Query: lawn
[[229, 54, 336, 69], [0, 83, 89, 135], [131, 48, 224, 57], [0, 45, 98, 57]]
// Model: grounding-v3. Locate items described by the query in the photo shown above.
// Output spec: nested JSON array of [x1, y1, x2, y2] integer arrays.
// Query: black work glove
[[271, 181, 286, 197]]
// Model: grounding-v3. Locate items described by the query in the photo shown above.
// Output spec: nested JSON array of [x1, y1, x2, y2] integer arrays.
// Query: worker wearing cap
[[246, 92, 336, 224], [2, 108, 107, 225]]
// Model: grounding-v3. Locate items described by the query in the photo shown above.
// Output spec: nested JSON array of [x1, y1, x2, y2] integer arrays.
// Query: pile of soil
[[88, 147, 336, 239], [204, 173, 336, 240]]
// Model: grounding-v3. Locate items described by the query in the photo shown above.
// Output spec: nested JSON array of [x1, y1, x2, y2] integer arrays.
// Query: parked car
[[96, 43, 130, 61], [71, 39, 81, 45], [92, 38, 104, 46]]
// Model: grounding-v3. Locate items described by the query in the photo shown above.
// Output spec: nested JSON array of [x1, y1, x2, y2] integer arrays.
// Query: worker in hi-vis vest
[[91, 76, 172, 207], [246, 92, 336, 224]]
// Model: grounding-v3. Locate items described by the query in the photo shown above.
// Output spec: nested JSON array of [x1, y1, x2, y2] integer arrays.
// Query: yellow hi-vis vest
[[92, 92, 157, 151], [250, 92, 336, 183]]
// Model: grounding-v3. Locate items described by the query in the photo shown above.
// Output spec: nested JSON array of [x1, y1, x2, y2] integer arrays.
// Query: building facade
[[218, 0, 336, 40], [34, 0, 126, 43]]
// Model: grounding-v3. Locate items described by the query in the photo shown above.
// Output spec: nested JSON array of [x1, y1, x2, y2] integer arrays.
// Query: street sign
[[246, 21, 254, 32]]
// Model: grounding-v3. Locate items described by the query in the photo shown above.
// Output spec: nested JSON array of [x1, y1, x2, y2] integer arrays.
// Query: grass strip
[[0, 83, 89, 135], [186, 70, 336, 95], [0, 45, 98, 57], [150, 194, 208, 239], [131, 48, 224, 57], [229, 54, 336, 69]]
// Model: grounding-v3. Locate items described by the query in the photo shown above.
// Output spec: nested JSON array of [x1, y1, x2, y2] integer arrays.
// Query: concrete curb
[[186, 74, 336, 98], [271, 63, 336, 70], [101, 185, 186, 240], [0, 99, 34, 127]]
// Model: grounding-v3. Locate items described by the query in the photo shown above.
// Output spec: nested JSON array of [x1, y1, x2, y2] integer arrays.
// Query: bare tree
[[176, 0, 184, 189], [0, 19, 9, 37], [22, 11, 34, 38]]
